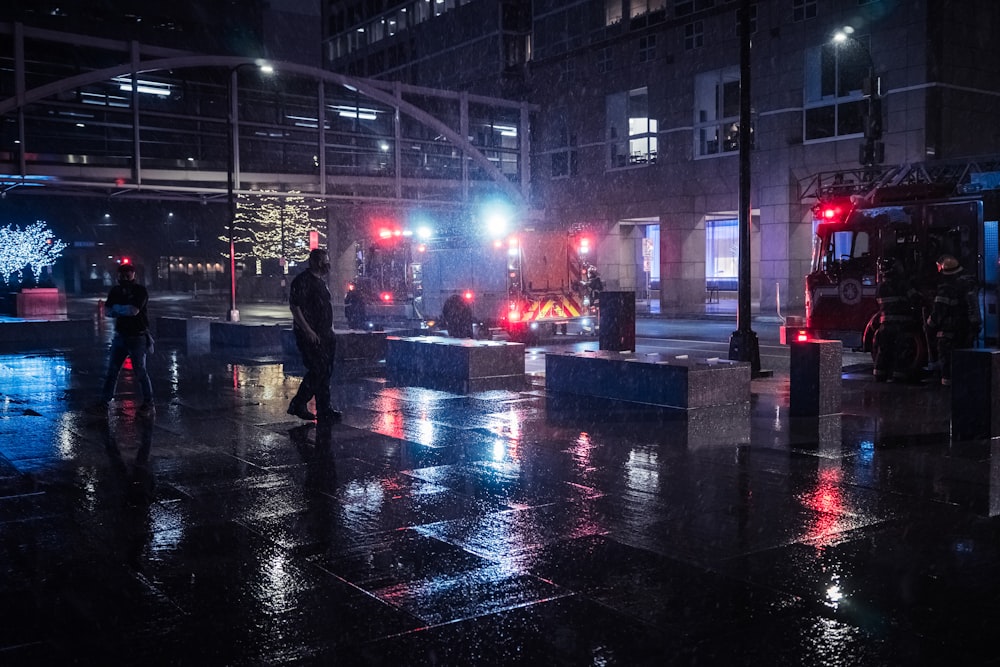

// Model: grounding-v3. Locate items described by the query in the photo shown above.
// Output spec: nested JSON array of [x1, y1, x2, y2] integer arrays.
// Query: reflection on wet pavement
[[1, 338, 998, 665]]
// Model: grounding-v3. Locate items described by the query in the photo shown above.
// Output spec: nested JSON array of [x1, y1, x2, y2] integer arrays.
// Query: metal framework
[[0, 23, 535, 209]]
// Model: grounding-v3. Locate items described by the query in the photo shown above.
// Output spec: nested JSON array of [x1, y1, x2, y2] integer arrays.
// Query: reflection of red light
[[796, 330, 809, 342], [380, 292, 393, 303], [463, 290, 473, 301]]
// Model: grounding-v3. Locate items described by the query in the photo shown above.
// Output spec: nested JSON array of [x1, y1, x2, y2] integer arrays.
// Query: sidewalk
[[0, 324, 997, 665]]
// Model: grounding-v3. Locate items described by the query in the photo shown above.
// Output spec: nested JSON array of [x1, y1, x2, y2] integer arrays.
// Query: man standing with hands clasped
[[287, 248, 342, 423], [97, 263, 154, 414]]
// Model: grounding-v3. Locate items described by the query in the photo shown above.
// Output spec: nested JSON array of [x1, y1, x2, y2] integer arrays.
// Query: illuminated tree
[[0, 221, 68, 285], [221, 191, 326, 269]]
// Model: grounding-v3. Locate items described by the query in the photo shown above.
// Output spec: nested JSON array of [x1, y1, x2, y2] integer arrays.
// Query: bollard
[[789, 339, 842, 417], [952, 349, 1000, 440], [96, 298, 104, 319], [599, 291, 636, 351]]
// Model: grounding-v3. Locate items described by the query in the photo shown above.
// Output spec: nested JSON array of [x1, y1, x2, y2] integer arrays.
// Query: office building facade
[[324, 0, 1000, 315]]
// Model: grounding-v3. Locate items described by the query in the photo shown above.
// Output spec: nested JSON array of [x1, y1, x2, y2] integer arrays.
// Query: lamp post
[[226, 62, 274, 322], [832, 27, 883, 174], [727, 0, 763, 375]]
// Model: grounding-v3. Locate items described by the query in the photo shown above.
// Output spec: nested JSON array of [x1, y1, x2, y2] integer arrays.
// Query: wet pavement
[[2, 313, 1000, 665]]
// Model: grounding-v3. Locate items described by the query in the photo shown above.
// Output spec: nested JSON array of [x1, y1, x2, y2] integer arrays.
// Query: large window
[[606, 0, 623, 25], [550, 109, 578, 179], [695, 67, 746, 157], [684, 21, 704, 50], [606, 88, 657, 168], [803, 40, 869, 141], [706, 218, 738, 289], [630, 0, 666, 18]]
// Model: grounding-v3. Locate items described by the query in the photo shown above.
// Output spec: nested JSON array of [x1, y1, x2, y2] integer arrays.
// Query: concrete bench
[[281, 329, 388, 377], [210, 321, 285, 347], [386, 335, 526, 393], [16, 288, 66, 318], [155, 316, 215, 347], [0, 318, 93, 345], [544, 350, 750, 409]]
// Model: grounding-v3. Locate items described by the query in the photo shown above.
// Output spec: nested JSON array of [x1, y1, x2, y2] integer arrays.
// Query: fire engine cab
[[792, 160, 1000, 373]]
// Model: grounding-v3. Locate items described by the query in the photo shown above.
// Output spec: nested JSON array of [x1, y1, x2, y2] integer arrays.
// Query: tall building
[[324, 0, 1000, 315]]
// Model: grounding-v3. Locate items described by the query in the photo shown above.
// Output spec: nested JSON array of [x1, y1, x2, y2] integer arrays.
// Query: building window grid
[[333, 0, 471, 57], [606, 87, 657, 169], [803, 40, 868, 142], [638, 35, 656, 63], [694, 67, 745, 157], [684, 21, 704, 50], [597, 47, 613, 73], [675, 0, 715, 17], [793, 0, 817, 22], [630, 1, 667, 19]]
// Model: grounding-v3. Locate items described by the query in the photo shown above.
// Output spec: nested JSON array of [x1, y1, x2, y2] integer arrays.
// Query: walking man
[[287, 248, 341, 422], [98, 263, 154, 414]]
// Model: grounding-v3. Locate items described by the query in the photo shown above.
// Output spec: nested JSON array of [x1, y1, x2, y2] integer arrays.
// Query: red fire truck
[[791, 160, 1000, 373], [349, 221, 598, 341]]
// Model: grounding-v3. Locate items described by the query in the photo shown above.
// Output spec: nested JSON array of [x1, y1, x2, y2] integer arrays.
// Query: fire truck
[[792, 159, 1000, 373], [349, 222, 597, 340]]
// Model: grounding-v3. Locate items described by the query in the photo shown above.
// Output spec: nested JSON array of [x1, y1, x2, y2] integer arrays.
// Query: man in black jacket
[[98, 263, 154, 413], [287, 248, 341, 422]]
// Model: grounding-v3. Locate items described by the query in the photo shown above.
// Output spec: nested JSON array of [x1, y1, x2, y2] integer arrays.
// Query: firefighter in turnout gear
[[873, 256, 922, 382], [925, 255, 981, 386]]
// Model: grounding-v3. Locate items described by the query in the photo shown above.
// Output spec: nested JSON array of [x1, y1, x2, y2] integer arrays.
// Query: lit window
[[695, 67, 752, 157], [606, 0, 623, 25], [606, 88, 657, 169]]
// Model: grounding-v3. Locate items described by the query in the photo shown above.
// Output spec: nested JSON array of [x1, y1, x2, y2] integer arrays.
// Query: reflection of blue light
[[492, 439, 506, 461], [859, 439, 874, 464]]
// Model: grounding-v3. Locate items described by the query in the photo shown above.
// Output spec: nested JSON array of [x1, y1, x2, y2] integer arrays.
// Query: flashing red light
[[795, 330, 809, 343], [819, 206, 841, 221], [380, 292, 393, 303], [417, 243, 426, 253], [579, 237, 591, 254], [463, 290, 474, 301], [119, 257, 131, 265], [378, 228, 393, 239], [346, 283, 356, 292], [115, 177, 125, 187], [508, 310, 522, 322]]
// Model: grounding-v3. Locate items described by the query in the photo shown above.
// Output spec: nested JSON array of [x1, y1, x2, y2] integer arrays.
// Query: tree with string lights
[[0, 221, 67, 285], [221, 191, 325, 271]]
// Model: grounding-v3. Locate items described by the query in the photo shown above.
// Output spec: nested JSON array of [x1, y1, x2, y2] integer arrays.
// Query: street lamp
[[226, 61, 273, 322], [832, 27, 883, 172]]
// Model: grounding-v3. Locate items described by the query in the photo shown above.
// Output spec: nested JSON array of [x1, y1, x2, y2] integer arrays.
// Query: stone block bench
[[544, 350, 750, 409], [385, 335, 525, 393], [210, 321, 285, 347], [155, 316, 215, 346], [281, 329, 389, 377]]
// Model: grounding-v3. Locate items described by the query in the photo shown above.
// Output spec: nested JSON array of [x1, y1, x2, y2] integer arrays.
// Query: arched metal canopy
[[0, 52, 534, 209]]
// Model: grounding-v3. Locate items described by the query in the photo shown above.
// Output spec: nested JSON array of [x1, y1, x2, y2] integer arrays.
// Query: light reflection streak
[[625, 448, 660, 493], [260, 551, 293, 612], [801, 465, 845, 546]]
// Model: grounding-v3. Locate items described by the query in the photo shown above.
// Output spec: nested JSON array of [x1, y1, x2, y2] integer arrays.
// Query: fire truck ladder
[[800, 155, 1000, 203]]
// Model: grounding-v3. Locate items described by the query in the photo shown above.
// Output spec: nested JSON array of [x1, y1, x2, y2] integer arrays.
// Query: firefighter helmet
[[936, 255, 962, 275]]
